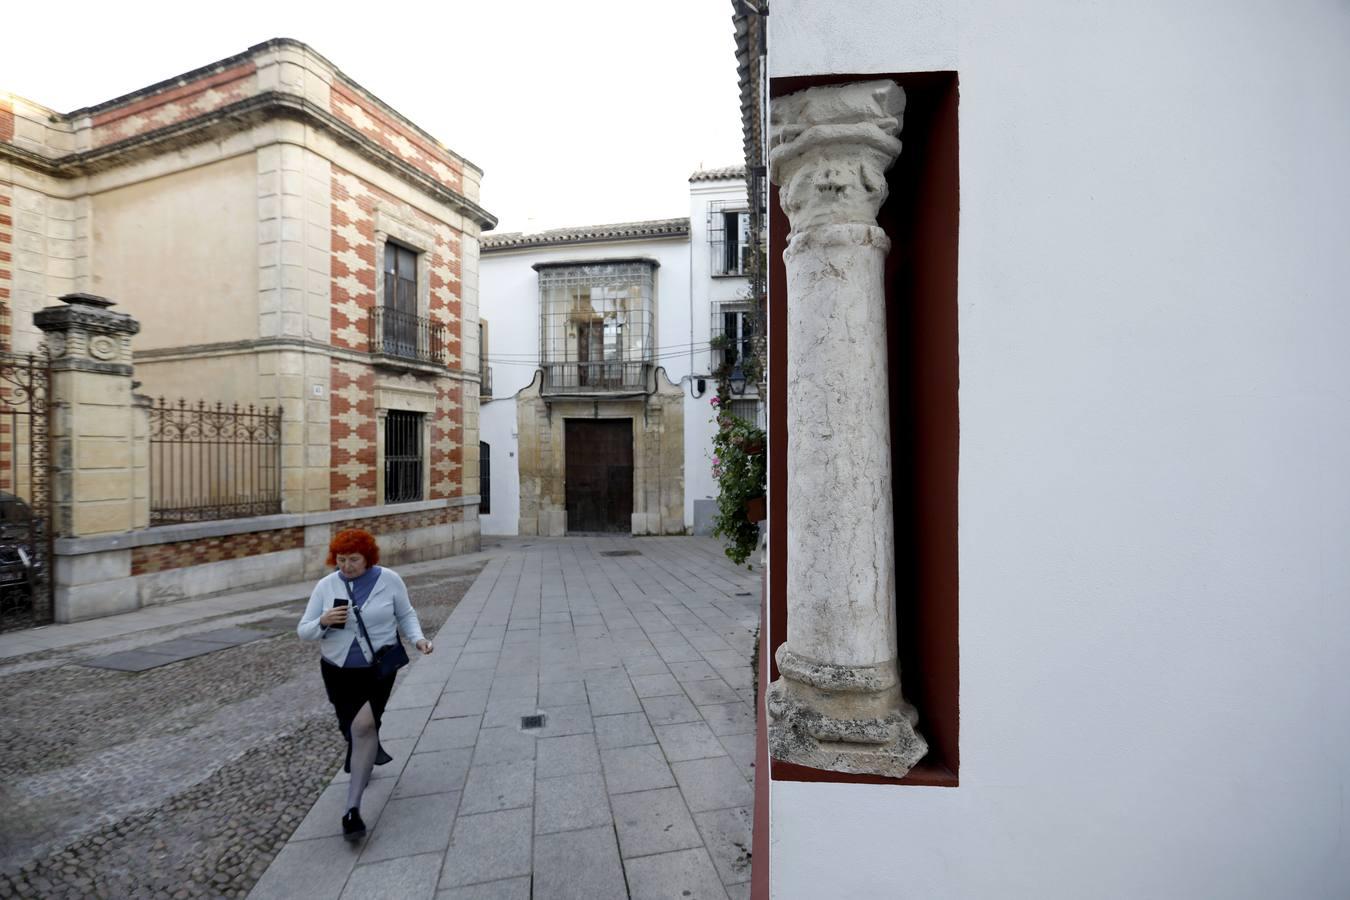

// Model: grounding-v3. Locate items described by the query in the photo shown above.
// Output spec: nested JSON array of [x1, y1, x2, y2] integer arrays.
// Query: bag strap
[[345, 578, 379, 661]]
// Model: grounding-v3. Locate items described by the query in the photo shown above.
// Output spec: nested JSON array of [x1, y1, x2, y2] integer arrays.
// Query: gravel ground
[[0, 560, 484, 899]]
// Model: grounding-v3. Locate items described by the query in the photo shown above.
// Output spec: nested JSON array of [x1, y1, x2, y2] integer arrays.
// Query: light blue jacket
[[297, 568, 426, 667]]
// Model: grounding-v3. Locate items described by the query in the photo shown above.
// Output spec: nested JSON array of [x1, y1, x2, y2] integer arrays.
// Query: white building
[[748, 2, 1350, 899], [477, 169, 760, 536]]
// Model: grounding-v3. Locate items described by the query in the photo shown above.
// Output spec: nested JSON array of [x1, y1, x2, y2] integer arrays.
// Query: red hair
[[326, 528, 380, 567]]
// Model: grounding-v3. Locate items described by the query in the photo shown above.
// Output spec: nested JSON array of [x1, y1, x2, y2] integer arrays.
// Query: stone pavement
[[250, 536, 761, 900]]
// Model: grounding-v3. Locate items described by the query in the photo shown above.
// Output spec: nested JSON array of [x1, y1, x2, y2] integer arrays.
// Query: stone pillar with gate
[[35, 293, 148, 621]]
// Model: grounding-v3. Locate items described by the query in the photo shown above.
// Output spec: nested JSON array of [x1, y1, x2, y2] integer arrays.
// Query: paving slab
[[625, 847, 731, 900], [441, 808, 533, 888], [611, 787, 705, 859], [535, 733, 602, 779], [342, 852, 442, 900], [357, 792, 459, 863], [532, 826, 628, 900]]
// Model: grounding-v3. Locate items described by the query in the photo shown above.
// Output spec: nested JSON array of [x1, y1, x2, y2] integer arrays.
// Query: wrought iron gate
[[0, 350, 52, 631]]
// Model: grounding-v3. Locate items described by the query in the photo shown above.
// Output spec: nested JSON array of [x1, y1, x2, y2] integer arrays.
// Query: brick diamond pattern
[[330, 83, 464, 193], [431, 381, 464, 499], [330, 168, 464, 366], [331, 171, 377, 350], [0, 180, 11, 354], [330, 360, 376, 509], [90, 63, 256, 148]]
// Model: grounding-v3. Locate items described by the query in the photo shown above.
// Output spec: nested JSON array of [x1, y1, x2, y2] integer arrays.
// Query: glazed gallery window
[[384, 410, 423, 503], [536, 261, 655, 390]]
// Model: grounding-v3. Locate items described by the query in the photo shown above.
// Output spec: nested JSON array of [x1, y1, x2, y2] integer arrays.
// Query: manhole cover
[[521, 714, 546, 730], [599, 550, 641, 557]]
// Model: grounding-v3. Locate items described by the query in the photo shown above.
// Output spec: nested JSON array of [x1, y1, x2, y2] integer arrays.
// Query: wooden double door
[[564, 418, 633, 533]]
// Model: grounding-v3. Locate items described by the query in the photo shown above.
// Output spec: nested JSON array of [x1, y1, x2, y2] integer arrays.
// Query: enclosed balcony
[[536, 259, 656, 397]]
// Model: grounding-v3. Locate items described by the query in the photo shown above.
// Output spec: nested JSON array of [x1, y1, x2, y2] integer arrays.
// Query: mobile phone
[[332, 594, 348, 627]]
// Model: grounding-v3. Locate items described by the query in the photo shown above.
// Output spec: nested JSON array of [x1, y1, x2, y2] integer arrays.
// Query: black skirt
[[320, 658, 397, 773]]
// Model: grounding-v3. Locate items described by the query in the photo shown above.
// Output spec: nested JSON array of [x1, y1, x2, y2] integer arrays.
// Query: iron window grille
[[711, 301, 757, 377], [149, 399, 282, 525], [708, 200, 752, 276], [537, 261, 655, 393], [384, 411, 423, 503]]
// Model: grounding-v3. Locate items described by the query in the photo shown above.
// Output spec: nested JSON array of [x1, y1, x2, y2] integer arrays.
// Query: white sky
[[0, 0, 745, 234]]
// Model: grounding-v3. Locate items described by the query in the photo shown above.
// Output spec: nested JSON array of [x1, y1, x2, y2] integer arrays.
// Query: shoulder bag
[[345, 578, 410, 679]]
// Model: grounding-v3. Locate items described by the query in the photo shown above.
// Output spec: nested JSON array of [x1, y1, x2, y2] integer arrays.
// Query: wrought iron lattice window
[[711, 300, 756, 375], [149, 399, 282, 525], [537, 261, 655, 392], [708, 200, 751, 276], [385, 411, 424, 503]]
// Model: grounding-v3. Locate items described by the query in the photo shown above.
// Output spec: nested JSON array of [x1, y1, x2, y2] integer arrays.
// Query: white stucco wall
[[768, 2, 1350, 898], [687, 178, 754, 527], [478, 394, 521, 536]]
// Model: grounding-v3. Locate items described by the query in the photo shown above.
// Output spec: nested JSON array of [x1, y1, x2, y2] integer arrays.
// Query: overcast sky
[[0, 0, 745, 234]]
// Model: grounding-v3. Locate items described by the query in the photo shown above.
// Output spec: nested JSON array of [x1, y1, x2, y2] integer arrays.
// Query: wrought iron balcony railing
[[541, 361, 650, 393], [369, 306, 446, 365]]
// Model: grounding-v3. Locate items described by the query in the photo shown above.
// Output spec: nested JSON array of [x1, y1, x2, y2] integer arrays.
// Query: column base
[[766, 649, 928, 778]]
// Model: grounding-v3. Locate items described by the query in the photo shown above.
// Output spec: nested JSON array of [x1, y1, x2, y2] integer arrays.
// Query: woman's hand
[[319, 606, 348, 627], [415, 639, 434, 655]]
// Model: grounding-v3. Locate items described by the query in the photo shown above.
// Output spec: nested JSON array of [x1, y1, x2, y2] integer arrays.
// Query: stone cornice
[[483, 218, 689, 252], [55, 38, 483, 179], [131, 336, 481, 384], [1, 90, 497, 230]]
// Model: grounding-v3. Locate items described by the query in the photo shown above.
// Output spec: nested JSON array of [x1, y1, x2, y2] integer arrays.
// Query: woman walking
[[297, 528, 433, 839]]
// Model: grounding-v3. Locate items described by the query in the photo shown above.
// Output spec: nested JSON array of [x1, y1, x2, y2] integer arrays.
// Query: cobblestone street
[[0, 560, 486, 900]]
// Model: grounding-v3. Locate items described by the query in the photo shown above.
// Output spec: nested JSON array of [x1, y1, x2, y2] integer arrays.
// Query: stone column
[[34, 293, 147, 538], [765, 80, 928, 777]]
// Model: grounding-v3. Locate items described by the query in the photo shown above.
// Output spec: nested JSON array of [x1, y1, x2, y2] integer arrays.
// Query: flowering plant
[[710, 387, 766, 566]]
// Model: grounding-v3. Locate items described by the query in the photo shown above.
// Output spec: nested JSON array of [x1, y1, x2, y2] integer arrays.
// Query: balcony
[[541, 361, 651, 395], [369, 306, 446, 369]]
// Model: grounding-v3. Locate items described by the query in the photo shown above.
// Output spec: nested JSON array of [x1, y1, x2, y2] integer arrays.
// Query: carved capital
[[769, 80, 905, 235]]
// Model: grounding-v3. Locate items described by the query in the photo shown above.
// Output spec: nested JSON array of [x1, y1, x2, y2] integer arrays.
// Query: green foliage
[[709, 386, 766, 567]]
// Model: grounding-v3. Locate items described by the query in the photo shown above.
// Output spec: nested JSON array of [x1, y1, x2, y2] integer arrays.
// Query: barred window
[[708, 201, 751, 276], [384, 411, 423, 503], [711, 301, 756, 374]]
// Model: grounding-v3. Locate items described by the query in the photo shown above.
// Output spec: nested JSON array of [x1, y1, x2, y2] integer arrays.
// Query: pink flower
[[712, 456, 721, 465], [710, 397, 721, 406]]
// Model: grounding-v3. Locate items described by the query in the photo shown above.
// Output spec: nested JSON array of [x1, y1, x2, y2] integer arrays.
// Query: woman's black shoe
[[341, 808, 366, 840]]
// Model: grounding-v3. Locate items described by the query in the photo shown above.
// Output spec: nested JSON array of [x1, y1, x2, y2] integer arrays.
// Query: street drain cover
[[600, 550, 641, 557], [521, 714, 546, 730]]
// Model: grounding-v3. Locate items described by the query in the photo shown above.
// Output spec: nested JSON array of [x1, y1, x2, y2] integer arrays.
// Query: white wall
[[687, 178, 754, 526], [769, 2, 1350, 898], [478, 394, 521, 535]]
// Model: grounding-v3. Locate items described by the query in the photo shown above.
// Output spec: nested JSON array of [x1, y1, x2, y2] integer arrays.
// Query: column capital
[[769, 80, 905, 235]]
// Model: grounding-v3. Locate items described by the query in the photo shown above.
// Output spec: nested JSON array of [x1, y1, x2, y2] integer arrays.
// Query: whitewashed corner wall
[[768, 1, 1350, 898]]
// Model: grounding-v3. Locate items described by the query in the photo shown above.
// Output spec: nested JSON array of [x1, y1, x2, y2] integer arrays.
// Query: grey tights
[[346, 701, 378, 813]]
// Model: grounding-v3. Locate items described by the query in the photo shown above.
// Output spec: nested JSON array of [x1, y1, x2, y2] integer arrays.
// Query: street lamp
[[728, 363, 747, 396]]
